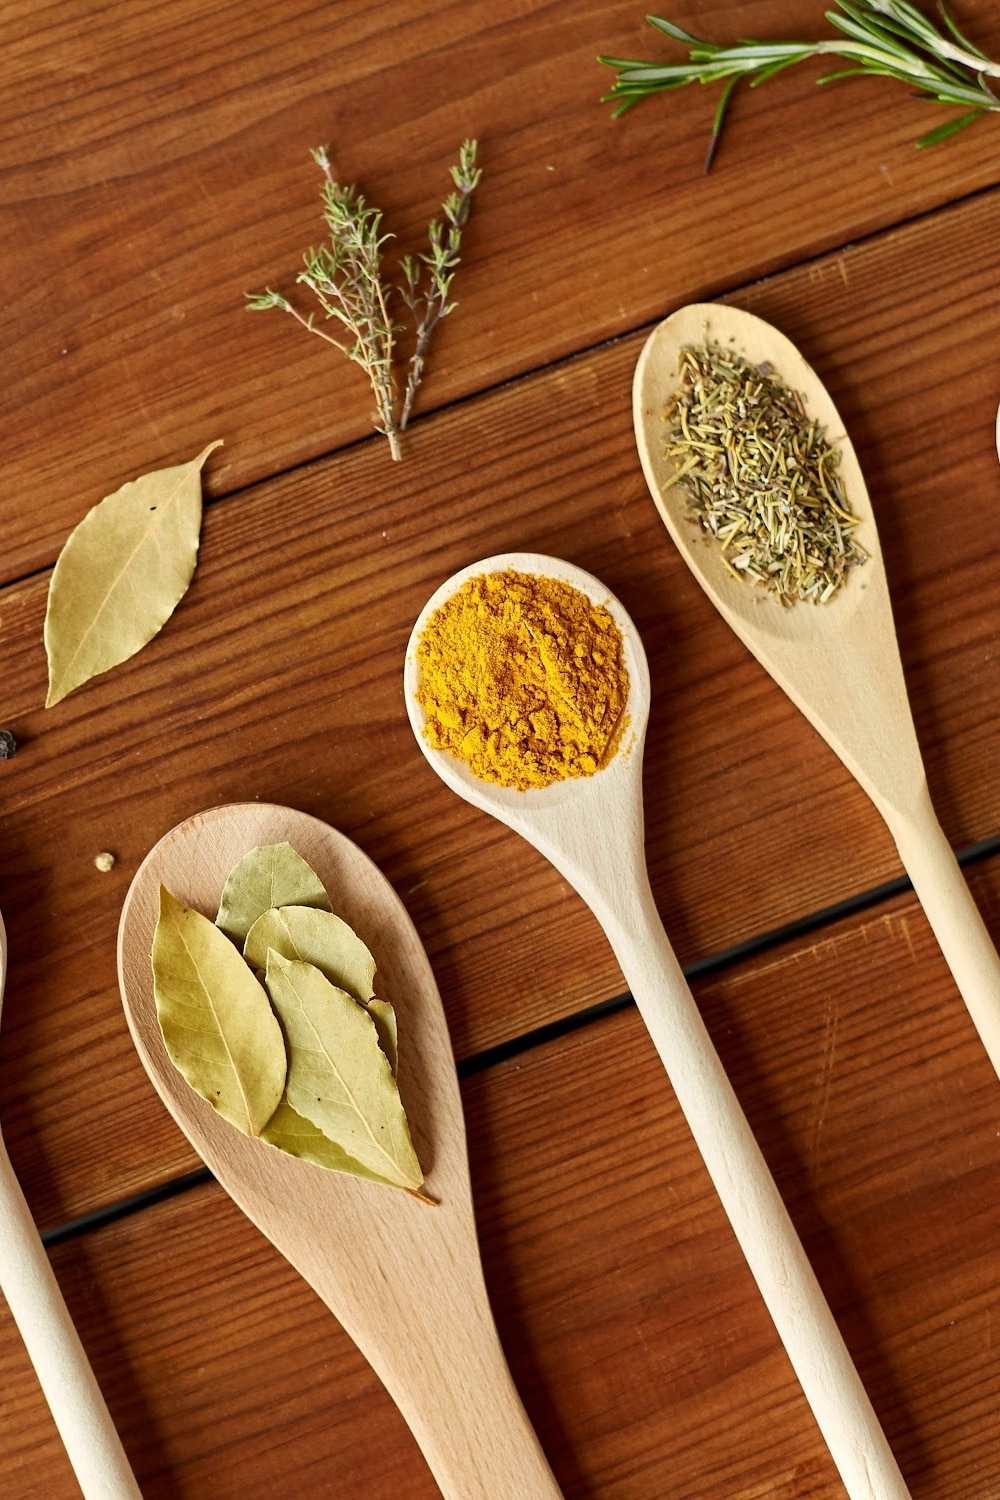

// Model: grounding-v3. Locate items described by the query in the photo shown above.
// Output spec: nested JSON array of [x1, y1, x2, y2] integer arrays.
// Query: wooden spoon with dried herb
[[634, 302, 1000, 1078], [117, 803, 559, 1499], [405, 554, 909, 1500]]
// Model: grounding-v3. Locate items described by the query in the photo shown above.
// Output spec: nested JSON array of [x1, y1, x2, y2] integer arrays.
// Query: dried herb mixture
[[661, 343, 868, 606]]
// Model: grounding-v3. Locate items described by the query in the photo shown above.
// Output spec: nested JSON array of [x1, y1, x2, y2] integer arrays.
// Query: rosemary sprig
[[247, 141, 481, 459], [600, 1, 1000, 170]]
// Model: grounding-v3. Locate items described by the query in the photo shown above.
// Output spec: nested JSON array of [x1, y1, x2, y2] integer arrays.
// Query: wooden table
[[2, 1, 1000, 1494]]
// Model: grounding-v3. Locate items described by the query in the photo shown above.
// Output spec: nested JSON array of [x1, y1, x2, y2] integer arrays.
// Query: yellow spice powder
[[416, 569, 629, 791]]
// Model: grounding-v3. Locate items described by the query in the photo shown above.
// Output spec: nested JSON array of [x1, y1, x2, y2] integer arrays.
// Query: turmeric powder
[[415, 569, 629, 791]]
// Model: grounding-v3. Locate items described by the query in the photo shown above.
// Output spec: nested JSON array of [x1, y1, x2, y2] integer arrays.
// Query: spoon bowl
[[0, 910, 139, 1498], [117, 802, 560, 1500], [633, 304, 891, 729], [634, 303, 1000, 1079], [405, 553, 909, 1500], [405, 554, 652, 904]]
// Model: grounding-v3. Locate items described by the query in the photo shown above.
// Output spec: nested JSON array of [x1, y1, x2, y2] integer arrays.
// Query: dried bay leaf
[[261, 1099, 400, 1186], [44, 442, 222, 707], [152, 886, 285, 1137], [154, 845, 420, 1194], [366, 998, 398, 1076], [245, 903, 398, 1073], [216, 843, 332, 945], [265, 953, 423, 1192], [243, 904, 376, 1001]]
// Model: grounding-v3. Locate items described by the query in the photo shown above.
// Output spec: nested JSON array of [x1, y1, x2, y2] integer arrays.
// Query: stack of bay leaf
[[151, 842, 425, 1196]]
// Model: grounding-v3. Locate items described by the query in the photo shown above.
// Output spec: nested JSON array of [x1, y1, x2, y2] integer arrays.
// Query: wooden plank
[[3, 862, 1000, 1496], [3, 0, 1000, 580], [2, 190, 1000, 1227]]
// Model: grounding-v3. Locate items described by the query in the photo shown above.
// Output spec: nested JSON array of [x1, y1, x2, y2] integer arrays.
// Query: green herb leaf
[[599, 1, 1000, 167], [243, 904, 376, 1001], [152, 886, 286, 1137], [216, 843, 332, 945], [44, 443, 222, 707], [916, 107, 984, 145], [265, 953, 423, 1192]]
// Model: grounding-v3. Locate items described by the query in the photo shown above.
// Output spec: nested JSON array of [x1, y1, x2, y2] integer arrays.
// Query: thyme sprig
[[399, 139, 481, 431], [600, 1, 1000, 170], [248, 141, 481, 460]]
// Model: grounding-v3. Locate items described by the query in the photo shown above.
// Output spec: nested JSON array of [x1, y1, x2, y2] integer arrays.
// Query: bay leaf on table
[[44, 442, 222, 707], [216, 843, 332, 945], [261, 1098, 401, 1186], [265, 953, 423, 1192], [243, 904, 376, 1001], [152, 886, 285, 1137]]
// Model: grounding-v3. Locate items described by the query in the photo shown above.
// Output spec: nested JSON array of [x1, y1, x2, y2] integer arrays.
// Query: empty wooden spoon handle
[[353, 1258, 562, 1500], [589, 873, 910, 1500], [0, 1137, 141, 1499], [883, 783, 1000, 1078]]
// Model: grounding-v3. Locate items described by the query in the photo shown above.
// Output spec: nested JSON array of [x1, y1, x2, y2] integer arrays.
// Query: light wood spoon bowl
[[634, 303, 1000, 1079], [405, 553, 911, 1499], [116, 803, 560, 1500], [0, 909, 139, 1498]]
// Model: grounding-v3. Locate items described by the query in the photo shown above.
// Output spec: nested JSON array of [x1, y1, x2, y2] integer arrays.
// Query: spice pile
[[416, 569, 629, 790], [661, 343, 868, 605]]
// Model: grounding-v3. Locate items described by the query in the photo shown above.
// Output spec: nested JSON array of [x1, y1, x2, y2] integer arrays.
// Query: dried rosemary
[[661, 344, 868, 605]]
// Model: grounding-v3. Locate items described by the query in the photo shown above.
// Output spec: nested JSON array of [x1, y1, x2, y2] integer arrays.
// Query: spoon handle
[[0, 1135, 141, 1499], [590, 873, 910, 1500], [883, 782, 1000, 1078], [320, 1238, 563, 1500], [392, 1317, 562, 1499]]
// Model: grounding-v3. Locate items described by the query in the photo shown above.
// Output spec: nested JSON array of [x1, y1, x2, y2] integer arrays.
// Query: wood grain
[[4, 4, 1000, 1495], [3, 864, 1000, 1496], [2, 0, 999, 580], [1, 190, 1000, 1230]]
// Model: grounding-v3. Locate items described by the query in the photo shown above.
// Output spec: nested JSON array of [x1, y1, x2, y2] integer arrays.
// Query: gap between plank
[[38, 831, 1000, 1249]]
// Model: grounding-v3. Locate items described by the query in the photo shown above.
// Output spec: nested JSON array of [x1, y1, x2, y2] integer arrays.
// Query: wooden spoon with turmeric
[[404, 553, 911, 1500]]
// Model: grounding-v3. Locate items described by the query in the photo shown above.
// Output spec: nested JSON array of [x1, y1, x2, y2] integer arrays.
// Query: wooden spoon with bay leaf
[[0, 908, 140, 1499], [404, 553, 910, 1500], [116, 803, 560, 1500], [633, 303, 1000, 1079]]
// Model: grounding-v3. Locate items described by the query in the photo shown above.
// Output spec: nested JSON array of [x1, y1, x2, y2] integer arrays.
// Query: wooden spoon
[[633, 303, 1000, 1077], [404, 553, 910, 1500], [116, 802, 560, 1500], [0, 908, 140, 1499]]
